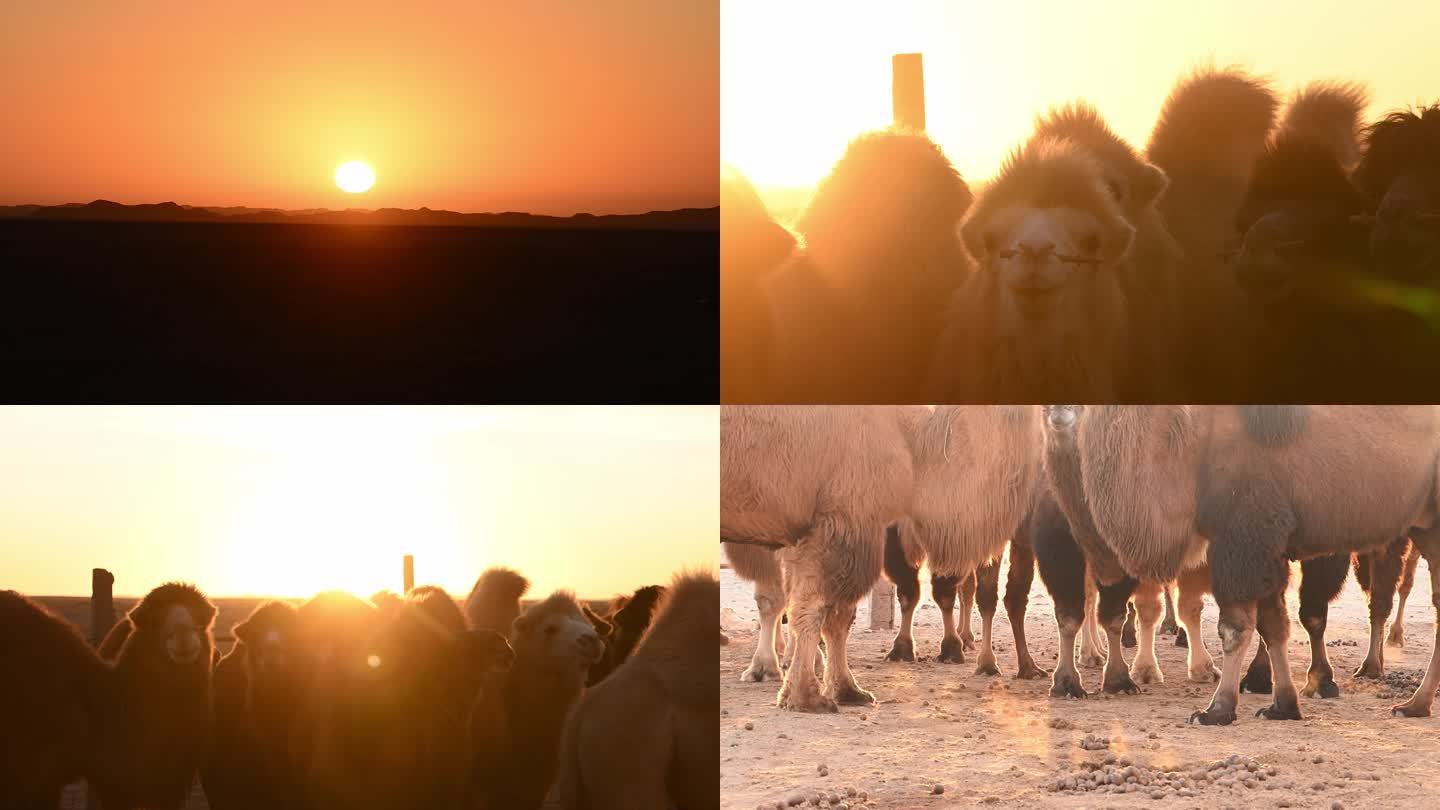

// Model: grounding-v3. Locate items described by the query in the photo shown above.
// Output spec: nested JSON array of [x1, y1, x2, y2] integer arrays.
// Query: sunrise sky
[[0, 406, 717, 600], [722, 0, 1440, 216], [0, 2, 717, 215]]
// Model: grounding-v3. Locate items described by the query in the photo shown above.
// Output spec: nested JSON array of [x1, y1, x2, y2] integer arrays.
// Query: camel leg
[[1098, 577, 1140, 694], [821, 600, 873, 706], [1254, 588, 1303, 720], [973, 556, 1002, 676], [1393, 529, 1440, 717], [776, 544, 836, 713], [1295, 553, 1347, 698], [1031, 496, 1088, 698], [1129, 580, 1164, 684], [881, 526, 919, 663], [1078, 579, 1106, 667], [958, 569, 977, 651], [933, 573, 964, 664], [1176, 564, 1218, 682], [1389, 543, 1419, 647], [1160, 583, 1180, 636], [741, 579, 785, 682], [1357, 540, 1404, 679], [1191, 599, 1257, 725], [1005, 537, 1047, 679]]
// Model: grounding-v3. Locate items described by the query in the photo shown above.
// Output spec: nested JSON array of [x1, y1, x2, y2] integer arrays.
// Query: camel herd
[[0, 567, 719, 810], [720, 68, 1440, 403], [720, 405, 1440, 727]]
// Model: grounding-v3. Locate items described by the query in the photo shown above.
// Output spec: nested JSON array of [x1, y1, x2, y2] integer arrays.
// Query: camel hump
[[1239, 405, 1310, 447], [1279, 81, 1370, 169], [1146, 66, 1278, 183]]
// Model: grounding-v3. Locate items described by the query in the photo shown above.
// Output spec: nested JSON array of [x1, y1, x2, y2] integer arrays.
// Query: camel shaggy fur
[[466, 566, 531, 639], [549, 572, 720, 810], [1059, 405, 1440, 725], [471, 591, 605, 810], [763, 129, 974, 402], [586, 584, 666, 685], [720, 164, 797, 402], [0, 591, 106, 809], [91, 582, 217, 810], [1352, 104, 1440, 283]]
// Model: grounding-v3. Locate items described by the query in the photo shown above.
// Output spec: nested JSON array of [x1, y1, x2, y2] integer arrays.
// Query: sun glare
[[335, 160, 376, 193]]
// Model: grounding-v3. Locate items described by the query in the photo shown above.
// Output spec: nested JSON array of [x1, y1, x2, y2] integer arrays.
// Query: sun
[[335, 160, 376, 193]]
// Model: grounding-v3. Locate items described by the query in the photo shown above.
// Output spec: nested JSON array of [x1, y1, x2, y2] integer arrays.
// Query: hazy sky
[[0, 2, 718, 214], [0, 406, 718, 600], [723, 0, 1440, 211]]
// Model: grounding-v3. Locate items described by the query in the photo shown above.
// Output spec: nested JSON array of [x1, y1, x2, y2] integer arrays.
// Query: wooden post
[[870, 578, 895, 631], [403, 554, 414, 595], [892, 53, 925, 131], [88, 568, 115, 809]]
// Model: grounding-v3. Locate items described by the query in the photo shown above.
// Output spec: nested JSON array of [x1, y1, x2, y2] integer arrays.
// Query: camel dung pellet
[[931, 784, 944, 794], [1312, 755, 1324, 764], [826, 793, 838, 804], [1312, 782, 1327, 791], [1332, 803, 1344, 810], [744, 721, 754, 730], [1148, 731, 1159, 739], [1150, 789, 1166, 799], [785, 794, 805, 807], [858, 791, 868, 801], [844, 787, 856, 798]]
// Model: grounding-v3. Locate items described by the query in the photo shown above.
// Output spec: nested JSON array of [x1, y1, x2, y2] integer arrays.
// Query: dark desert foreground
[[0, 220, 716, 401], [720, 564, 1440, 809]]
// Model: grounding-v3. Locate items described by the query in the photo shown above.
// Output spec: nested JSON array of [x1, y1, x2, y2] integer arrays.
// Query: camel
[[0, 590, 106, 808], [1056, 404, 1440, 725], [471, 591, 605, 810], [466, 566, 531, 639], [1388, 548, 1422, 647], [586, 584, 666, 685], [720, 164, 797, 402], [549, 572, 719, 810], [1352, 104, 1440, 284], [720, 542, 788, 683], [762, 129, 974, 402], [89, 582, 217, 810]]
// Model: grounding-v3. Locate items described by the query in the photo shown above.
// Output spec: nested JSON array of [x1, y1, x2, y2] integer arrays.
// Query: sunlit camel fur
[[1036, 406, 1217, 700], [471, 591, 605, 810], [1351, 539, 1418, 678], [720, 164, 797, 402], [1232, 82, 1382, 399], [586, 584, 666, 686], [465, 566, 531, 640], [720, 542, 788, 682], [1352, 104, 1440, 284], [0, 591, 106, 809], [549, 572, 720, 810], [202, 600, 302, 810], [721, 405, 914, 712], [763, 129, 973, 402], [1145, 69, 1279, 400], [1059, 404, 1440, 725], [90, 582, 217, 810], [300, 586, 511, 810]]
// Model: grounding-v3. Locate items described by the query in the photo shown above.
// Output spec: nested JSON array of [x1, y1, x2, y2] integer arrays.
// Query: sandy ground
[[720, 557, 1440, 809]]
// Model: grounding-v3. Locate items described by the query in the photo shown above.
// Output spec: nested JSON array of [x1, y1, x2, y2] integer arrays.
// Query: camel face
[[162, 605, 204, 665], [1233, 210, 1306, 303], [1371, 175, 1440, 281], [525, 611, 605, 672], [981, 205, 1121, 320], [1044, 404, 1083, 433]]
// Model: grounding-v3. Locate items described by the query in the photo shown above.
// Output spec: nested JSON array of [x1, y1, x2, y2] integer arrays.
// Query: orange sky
[[0, 406, 718, 600], [0, 2, 717, 215]]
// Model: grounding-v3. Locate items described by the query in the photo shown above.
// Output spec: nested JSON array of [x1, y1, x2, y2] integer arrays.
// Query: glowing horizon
[[0, 406, 718, 601], [1, 2, 718, 216], [722, 0, 1440, 215]]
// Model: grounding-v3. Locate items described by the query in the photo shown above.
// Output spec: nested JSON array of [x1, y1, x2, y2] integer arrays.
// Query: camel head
[[1043, 404, 1085, 434], [513, 592, 606, 675], [1232, 132, 1371, 311], [127, 582, 216, 668], [233, 600, 300, 680], [961, 140, 1136, 322], [1354, 106, 1440, 283]]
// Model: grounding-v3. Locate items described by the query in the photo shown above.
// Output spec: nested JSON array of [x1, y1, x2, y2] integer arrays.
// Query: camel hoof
[[884, 637, 915, 663], [936, 636, 965, 664], [1130, 662, 1164, 685], [960, 630, 976, 651], [830, 684, 876, 706], [1256, 703, 1302, 721], [1353, 660, 1384, 680], [974, 656, 1001, 677], [1079, 653, 1105, 668], [1302, 678, 1340, 699], [1103, 673, 1141, 695], [1175, 629, 1189, 648], [1387, 626, 1405, 648], [1392, 701, 1431, 718], [1014, 661, 1049, 680], [1239, 670, 1272, 695], [1188, 706, 1236, 726], [1050, 671, 1088, 699], [778, 689, 838, 714], [1188, 665, 1221, 683], [740, 663, 781, 683]]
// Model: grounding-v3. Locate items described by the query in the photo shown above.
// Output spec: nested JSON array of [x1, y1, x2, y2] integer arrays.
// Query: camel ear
[[233, 616, 256, 645], [958, 212, 988, 262], [128, 599, 163, 630], [1132, 161, 1169, 209], [582, 606, 613, 638]]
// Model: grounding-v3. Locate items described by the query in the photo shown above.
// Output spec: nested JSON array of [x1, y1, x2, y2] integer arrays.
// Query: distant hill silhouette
[[1, 200, 718, 230]]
